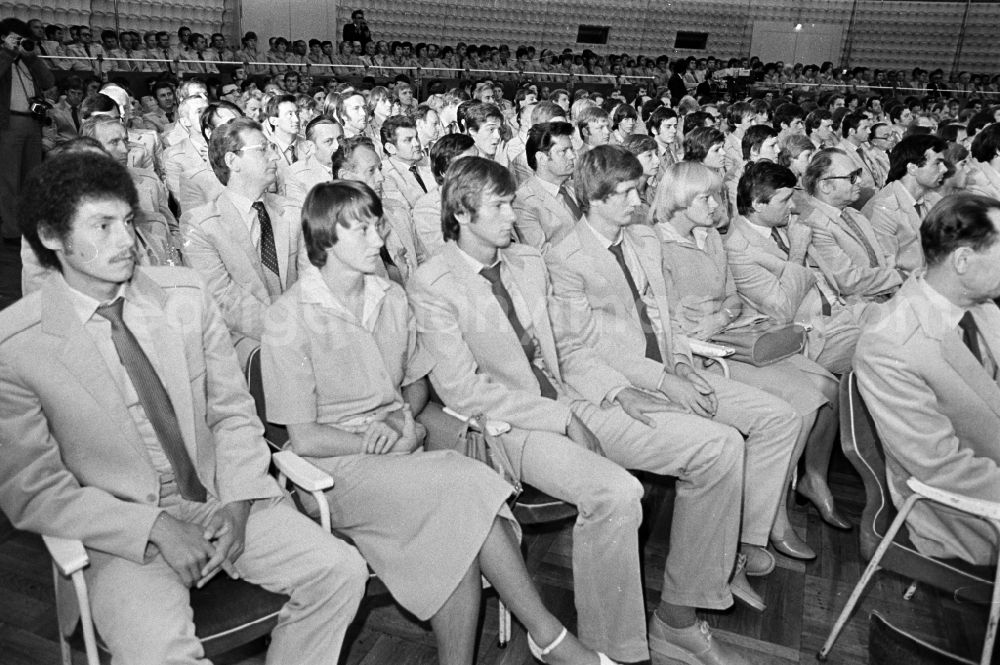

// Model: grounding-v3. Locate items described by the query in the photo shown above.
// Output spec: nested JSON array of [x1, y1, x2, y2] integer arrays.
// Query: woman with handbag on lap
[[650, 162, 850, 560], [260, 180, 616, 665]]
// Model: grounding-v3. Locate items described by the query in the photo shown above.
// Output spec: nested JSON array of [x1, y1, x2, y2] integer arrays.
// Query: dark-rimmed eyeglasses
[[822, 168, 863, 184]]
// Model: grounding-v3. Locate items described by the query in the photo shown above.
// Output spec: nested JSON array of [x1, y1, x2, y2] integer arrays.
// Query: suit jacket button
[[146, 494, 157, 503]]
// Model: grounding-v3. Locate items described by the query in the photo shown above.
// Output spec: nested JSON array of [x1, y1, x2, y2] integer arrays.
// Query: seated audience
[[261, 179, 615, 665], [284, 116, 341, 204], [800, 148, 904, 304], [513, 121, 581, 249], [855, 193, 1000, 566], [183, 118, 303, 367], [412, 132, 475, 258], [862, 134, 948, 274], [2, 151, 368, 665]]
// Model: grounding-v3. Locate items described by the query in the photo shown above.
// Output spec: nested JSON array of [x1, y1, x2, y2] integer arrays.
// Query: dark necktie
[[558, 181, 583, 221], [198, 50, 204, 60], [409, 164, 428, 193], [840, 209, 879, 268], [71, 105, 80, 130], [286, 143, 297, 164], [608, 241, 662, 362], [856, 146, 871, 172], [959, 311, 983, 365], [39, 42, 47, 56], [914, 201, 926, 219], [479, 262, 558, 399], [770, 227, 790, 255], [163, 48, 172, 73], [84, 43, 91, 57], [252, 201, 281, 279], [96, 298, 207, 502]]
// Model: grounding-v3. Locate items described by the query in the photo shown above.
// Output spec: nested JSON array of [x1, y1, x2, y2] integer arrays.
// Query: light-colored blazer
[[411, 189, 444, 260], [0, 268, 281, 563], [408, 242, 628, 434], [177, 164, 225, 224], [162, 136, 206, 204], [182, 191, 303, 365], [546, 222, 692, 391], [802, 199, 903, 302], [855, 277, 1000, 565], [862, 180, 926, 275], [967, 160, 1000, 199], [282, 155, 330, 205], [512, 175, 577, 250], [381, 157, 435, 210], [836, 139, 879, 208]]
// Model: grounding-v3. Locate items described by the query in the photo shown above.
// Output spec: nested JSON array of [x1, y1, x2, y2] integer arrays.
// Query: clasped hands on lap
[[148, 499, 251, 588]]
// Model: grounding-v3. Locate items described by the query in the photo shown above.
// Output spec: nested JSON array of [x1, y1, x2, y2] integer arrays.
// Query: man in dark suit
[[342, 9, 371, 51]]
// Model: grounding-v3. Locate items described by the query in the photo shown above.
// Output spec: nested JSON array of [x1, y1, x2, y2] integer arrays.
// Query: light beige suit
[[381, 156, 435, 211], [724, 215, 862, 374], [0, 268, 367, 664], [182, 191, 303, 366], [855, 277, 1000, 565], [545, 220, 799, 551], [411, 189, 444, 260], [862, 179, 926, 274], [409, 242, 650, 662], [802, 198, 903, 302], [177, 164, 225, 224], [967, 160, 1000, 199], [162, 136, 207, 206], [282, 154, 330, 205], [836, 139, 880, 208], [512, 175, 577, 250]]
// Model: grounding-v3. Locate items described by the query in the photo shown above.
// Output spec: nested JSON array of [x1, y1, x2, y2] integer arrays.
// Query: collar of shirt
[[534, 175, 562, 199], [65, 276, 127, 325], [655, 220, 710, 250], [916, 275, 965, 332], [270, 134, 297, 155], [892, 179, 922, 208], [223, 189, 265, 244], [454, 243, 492, 274], [298, 263, 390, 331], [809, 195, 844, 223], [581, 217, 621, 249], [740, 215, 776, 241]]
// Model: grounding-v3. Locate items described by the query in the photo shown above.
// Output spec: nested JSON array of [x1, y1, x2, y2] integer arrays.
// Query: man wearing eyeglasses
[[64, 24, 105, 73], [867, 122, 896, 186], [800, 148, 903, 306], [182, 118, 303, 368]]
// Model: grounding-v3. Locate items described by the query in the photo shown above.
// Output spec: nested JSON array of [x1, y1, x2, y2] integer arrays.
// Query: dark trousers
[[0, 114, 43, 239]]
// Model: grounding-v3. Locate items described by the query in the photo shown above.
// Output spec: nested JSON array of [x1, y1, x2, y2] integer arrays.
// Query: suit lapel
[[125, 272, 199, 460], [214, 195, 270, 301], [266, 196, 292, 285], [40, 278, 153, 463], [629, 226, 674, 360], [576, 222, 635, 317]]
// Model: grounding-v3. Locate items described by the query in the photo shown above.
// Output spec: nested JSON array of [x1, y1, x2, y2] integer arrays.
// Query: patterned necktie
[[96, 298, 207, 502], [856, 146, 871, 171], [479, 263, 558, 399], [252, 201, 281, 279], [71, 105, 80, 131], [839, 209, 879, 268], [409, 164, 428, 193], [960, 311, 984, 365], [286, 143, 297, 164], [558, 181, 583, 221], [608, 241, 662, 362]]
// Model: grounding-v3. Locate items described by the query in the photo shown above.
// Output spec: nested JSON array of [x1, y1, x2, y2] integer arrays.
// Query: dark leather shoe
[[769, 530, 816, 560]]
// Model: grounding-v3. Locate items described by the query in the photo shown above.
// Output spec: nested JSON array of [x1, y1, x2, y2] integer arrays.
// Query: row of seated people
[[10, 56, 1000, 663], [25, 15, 1000, 97]]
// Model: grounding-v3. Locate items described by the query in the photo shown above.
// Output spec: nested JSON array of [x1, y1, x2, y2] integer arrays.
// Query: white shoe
[[527, 627, 620, 664]]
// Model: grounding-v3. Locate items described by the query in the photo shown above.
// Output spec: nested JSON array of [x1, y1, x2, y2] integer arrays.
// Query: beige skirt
[[304, 449, 516, 620], [726, 353, 833, 417]]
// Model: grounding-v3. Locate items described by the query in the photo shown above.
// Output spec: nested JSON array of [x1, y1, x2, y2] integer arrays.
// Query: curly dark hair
[[19, 152, 138, 271]]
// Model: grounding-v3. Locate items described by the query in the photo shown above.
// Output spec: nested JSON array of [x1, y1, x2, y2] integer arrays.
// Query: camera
[[20, 38, 34, 51], [28, 95, 51, 120]]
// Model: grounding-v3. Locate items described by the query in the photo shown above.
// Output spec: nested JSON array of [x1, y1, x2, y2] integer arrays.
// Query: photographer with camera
[[1, 17, 54, 243], [343, 9, 371, 52]]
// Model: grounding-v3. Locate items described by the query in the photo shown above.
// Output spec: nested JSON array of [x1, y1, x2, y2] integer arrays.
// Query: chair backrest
[[839, 371, 897, 561], [244, 346, 289, 448]]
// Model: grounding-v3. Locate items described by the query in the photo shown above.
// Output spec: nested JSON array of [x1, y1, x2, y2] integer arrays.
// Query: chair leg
[[980, 519, 1000, 665], [71, 571, 101, 665], [498, 599, 510, 648], [817, 495, 919, 661]]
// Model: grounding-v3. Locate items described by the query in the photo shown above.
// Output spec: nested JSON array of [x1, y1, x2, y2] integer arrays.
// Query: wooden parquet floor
[[0, 241, 988, 664]]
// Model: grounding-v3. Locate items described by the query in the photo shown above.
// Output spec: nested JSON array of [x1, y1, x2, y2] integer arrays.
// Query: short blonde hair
[[648, 161, 722, 224]]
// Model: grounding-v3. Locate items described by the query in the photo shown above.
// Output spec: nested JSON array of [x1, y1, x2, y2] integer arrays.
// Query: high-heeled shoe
[[527, 627, 620, 664], [769, 529, 816, 560], [795, 489, 852, 531]]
